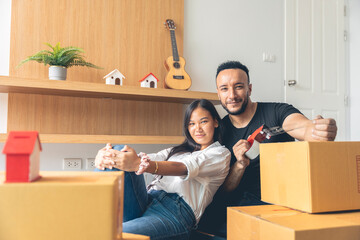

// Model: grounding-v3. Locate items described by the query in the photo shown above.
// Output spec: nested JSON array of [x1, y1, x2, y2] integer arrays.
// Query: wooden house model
[[2, 131, 42, 182], [104, 69, 125, 85], [139, 73, 159, 88]]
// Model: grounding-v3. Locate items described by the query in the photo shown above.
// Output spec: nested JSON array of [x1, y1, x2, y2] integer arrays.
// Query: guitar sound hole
[[173, 62, 180, 68], [173, 75, 184, 79]]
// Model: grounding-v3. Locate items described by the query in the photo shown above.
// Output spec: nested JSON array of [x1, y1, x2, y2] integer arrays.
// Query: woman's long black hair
[[166, 99, 224, 160]]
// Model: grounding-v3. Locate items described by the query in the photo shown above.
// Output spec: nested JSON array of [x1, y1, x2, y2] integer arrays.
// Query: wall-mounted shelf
[[0, 76, 219, 144], [0, 76, 220, 104]]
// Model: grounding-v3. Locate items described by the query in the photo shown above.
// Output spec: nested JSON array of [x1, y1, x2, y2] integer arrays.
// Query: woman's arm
[[145, 160, 187, 176], [96, 144, 187, 176]]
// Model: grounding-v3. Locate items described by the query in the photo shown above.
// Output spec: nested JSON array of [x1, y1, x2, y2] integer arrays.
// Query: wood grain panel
[[8, 93, 183, 136], [7, 0, 186, 142], [9, 0, 184, 87]]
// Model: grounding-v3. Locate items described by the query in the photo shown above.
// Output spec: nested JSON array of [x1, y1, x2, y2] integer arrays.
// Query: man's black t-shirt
[[222, 102, 301, 204]]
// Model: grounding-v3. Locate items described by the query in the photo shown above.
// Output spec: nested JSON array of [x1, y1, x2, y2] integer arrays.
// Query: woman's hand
[[95, 143, 115, 170], [96, 144, 141, 172], [109, 145, 141, 172]]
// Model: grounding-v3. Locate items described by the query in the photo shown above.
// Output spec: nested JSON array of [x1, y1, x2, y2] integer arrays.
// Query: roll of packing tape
[[245, 140, 260, 160]]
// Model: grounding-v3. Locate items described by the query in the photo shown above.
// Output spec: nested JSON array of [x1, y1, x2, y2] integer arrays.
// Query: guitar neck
[[170, 30, 179, 62]]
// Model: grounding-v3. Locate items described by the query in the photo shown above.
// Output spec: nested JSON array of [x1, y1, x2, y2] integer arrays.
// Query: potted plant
[[18, 42, 102, 80]]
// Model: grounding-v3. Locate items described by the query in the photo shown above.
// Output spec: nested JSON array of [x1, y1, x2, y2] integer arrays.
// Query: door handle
[[287, 80, 297, 87]]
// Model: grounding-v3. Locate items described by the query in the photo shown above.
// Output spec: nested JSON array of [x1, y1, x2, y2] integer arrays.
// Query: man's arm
[[221, 113, 337, 192], [282, 113, 337, 141], [221, 139, 250, 192]]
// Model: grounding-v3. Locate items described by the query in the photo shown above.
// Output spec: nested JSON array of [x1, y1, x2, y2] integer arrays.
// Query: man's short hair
[[216, 60, 250, 83]]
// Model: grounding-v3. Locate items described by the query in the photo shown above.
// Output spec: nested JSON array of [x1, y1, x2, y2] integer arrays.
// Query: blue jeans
[[95, 145, 196, 240]]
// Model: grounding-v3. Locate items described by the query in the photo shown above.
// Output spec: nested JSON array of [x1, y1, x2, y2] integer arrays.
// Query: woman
[[95, 99, 230, 240]]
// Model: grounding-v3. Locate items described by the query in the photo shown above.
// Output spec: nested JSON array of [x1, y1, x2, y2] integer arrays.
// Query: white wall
[[349, 0, 360, 140], [0, 0, 359, 171], [184, 0, 284, 118], [184, 0, 284, 102]]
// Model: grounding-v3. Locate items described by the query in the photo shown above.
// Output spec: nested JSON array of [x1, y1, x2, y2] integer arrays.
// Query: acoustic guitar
[[164, 19, 192, 90]]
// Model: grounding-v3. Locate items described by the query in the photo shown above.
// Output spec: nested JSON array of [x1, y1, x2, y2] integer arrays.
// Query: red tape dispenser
[[245, 124, 271, 160]]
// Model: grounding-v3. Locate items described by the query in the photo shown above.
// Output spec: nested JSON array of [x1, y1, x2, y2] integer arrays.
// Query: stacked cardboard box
[[0, 171, 124, 240], [260, 141, 360, 213], [228, 141, 360, 239], [228, 205, 360, 240]]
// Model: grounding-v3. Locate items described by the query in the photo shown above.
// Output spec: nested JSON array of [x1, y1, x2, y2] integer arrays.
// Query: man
[[197, 60, 337, 238]]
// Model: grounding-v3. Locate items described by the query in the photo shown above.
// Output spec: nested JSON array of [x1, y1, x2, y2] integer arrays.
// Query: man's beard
[[222, 93, 249, 116]]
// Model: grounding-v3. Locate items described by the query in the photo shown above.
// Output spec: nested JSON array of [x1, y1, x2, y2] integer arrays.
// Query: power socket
[[63, 158, 82, 170], [86, 158, 96, 170]]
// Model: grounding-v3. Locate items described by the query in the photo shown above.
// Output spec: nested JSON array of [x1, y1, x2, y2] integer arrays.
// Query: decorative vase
[[49, 66, 67, 80]]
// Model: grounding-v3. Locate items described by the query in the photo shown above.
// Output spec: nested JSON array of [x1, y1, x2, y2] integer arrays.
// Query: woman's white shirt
[[147, 141, 231, 223]]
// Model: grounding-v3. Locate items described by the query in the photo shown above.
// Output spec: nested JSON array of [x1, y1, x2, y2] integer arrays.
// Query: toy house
[[2, 131, 42, 182], [139, 73, 159, 88], [104, 69, 125, 85]]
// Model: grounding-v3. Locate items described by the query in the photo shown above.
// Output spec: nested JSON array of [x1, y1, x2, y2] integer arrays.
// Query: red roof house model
[[139, 73, 159, 88], [2, 131, 42, 183]]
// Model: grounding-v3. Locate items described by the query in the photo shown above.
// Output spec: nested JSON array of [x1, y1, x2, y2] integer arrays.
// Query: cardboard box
[[260, 141, 360, 213], [228, 205, 360, 240], [0, 171, 124, 240]]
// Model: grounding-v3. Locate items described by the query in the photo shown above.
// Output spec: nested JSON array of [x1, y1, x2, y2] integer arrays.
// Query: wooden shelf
[[0, 133, 184, 144], [0, 76, 220, 104], [0, 76, 218, 144]]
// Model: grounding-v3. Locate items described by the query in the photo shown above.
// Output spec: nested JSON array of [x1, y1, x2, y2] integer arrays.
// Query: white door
[[284, 0, 346, 140]]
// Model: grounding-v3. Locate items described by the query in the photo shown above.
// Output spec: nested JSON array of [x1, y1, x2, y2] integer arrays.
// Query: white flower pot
[[49, 66, 67, 80]]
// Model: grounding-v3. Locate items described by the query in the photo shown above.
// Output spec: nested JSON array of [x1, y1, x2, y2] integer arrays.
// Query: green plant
[[17, 42, 102, 69]]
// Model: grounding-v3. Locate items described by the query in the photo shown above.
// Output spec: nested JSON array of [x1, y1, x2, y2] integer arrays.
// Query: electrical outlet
[[63, 158, 82, 170], [86, 158, 96, 170]]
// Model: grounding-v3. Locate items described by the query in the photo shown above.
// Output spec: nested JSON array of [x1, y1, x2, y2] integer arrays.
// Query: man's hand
[[283, 113, 337, 141], [311, 115, 337, 141], [221, 139, 251, 192], [232, 139, 251, 169]]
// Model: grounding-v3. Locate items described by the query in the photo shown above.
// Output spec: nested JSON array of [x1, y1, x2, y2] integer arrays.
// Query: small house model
[[139, 73, 159, 88], [104, 69, 125, 86], [2, 131, 42, 182]]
